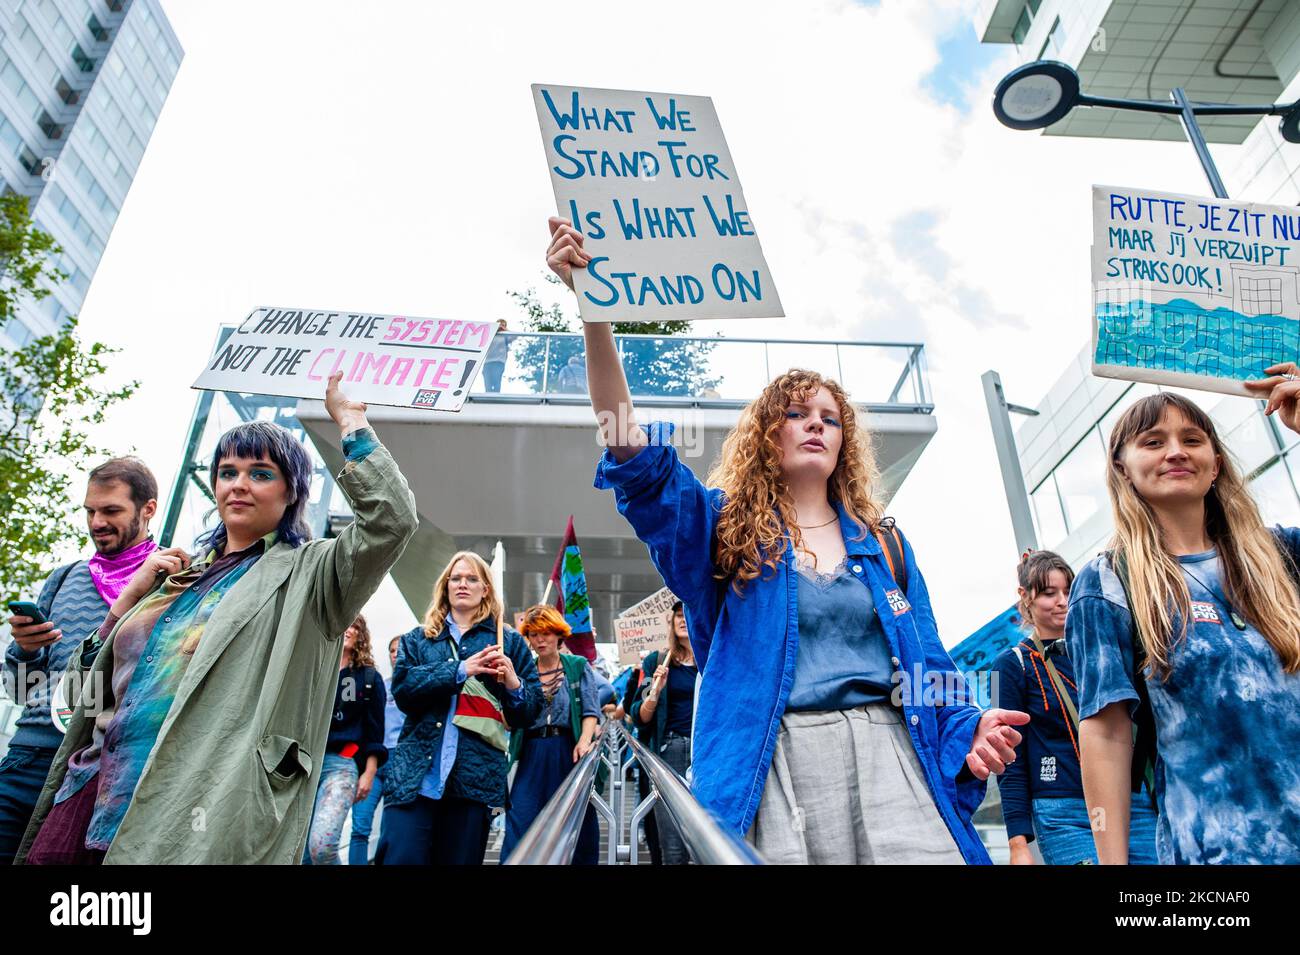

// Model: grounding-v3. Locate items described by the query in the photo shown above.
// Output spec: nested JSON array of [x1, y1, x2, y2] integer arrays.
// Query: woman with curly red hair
[[546, 217, 1028, 864]]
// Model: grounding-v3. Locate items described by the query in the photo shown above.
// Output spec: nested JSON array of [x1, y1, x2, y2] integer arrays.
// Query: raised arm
[[546, 216, 646, 463], [311, 372, 419, 636]]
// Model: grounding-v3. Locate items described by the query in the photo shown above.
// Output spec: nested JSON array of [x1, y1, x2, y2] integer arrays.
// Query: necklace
[[1179, 560, 1247, 631], [797, 514, 838, 529], [539, 665, 564, 705]]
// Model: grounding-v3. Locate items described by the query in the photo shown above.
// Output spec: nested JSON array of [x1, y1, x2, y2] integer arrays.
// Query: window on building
[[1037, 17, 1065, 59], [6, 318, 35, 348], [38, 110, 64, 140], [88, 14, 110, 43], [19, 146, 43, 177], [1251, 457, 1300, 528], [0, 118, 24, 158], [107, 0, 124, 11], [73, 44, 96, 73], [1031, 474, 1068, 549], [56, 75, 81, 105], [1012, 0, 1041, 45], [1, 60, 43, 122], [1053, 427, 1109, 534], [1228, 410, 1281, 476]]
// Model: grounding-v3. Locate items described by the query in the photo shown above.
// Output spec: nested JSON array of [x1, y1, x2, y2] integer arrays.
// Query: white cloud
[[65, 0, 1249, 643]]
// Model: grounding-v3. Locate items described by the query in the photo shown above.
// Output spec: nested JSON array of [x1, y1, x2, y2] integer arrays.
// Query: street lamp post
[[991, 60, 1300, 199], [982, 370, 1039, 557]]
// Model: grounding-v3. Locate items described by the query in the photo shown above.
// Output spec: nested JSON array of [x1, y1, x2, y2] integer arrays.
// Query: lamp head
[[1281, 101, 1300, 144], [993, 61, 1081, 131]]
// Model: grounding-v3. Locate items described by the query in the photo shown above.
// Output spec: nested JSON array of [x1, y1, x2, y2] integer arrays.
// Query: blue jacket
[[595, 424, 991, 864], [386, 618, 542, 808]]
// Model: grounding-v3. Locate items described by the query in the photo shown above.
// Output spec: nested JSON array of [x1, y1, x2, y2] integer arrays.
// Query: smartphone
[[6, 601, 47, 625]]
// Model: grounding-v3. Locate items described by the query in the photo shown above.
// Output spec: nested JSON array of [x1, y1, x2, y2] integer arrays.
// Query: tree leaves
[[0, 196, 136, 600]]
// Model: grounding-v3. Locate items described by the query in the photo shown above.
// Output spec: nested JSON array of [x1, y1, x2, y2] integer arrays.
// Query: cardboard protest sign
[[192, 307, 497, 411], [614, 613, 671, 667], [618, 585, 677, 621], [1092, 185, 1300, 397], [532, 83, 783, 323]]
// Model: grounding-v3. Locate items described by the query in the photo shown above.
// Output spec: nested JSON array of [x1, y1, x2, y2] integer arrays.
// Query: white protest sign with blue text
[[1092, 184, 1300, 397], [532, 83, 783, 323], [192, 306, 497, 411]]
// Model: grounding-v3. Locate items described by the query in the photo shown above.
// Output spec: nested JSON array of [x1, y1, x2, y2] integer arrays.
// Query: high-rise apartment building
[[0, 0, 182, 347]]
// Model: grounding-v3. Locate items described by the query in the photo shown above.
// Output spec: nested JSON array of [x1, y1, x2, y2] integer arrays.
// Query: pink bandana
[[87, 536, 159, 606]]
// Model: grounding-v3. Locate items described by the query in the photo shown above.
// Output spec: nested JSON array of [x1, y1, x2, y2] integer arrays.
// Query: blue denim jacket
[[595, 424, 991, 864]]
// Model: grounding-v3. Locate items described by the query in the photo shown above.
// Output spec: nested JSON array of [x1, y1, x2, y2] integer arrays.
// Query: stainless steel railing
[[609, 721, 762, 865], [501, 735, 605, 866], [505, 719, 762, 865]]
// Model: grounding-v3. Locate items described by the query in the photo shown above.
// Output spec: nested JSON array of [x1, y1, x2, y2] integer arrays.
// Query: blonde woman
[[546, 217, 1027, 865], [1068, 384, 1300, 864], [375, 551, 541, 865], [631, 600, 698, 864]]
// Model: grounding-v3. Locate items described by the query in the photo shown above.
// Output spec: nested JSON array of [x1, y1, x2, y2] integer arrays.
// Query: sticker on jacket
[[1190, 601, 1221, 625], [1039, 755, 1057, 782], [885, 588, 910, 616]]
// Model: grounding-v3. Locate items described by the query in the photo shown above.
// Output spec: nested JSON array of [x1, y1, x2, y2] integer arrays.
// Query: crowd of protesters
[[0, 225, 1297, 866]]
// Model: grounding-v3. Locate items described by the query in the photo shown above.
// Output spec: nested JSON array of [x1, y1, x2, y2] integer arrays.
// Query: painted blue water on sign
[[1095, 298, 1300, 381]]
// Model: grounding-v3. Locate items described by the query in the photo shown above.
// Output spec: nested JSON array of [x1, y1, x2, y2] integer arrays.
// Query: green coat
[[15, 442, 417, 865]]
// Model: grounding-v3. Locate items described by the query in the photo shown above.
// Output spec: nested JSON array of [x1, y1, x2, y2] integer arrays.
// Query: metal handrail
[[502, 735, 605, 866], [494, 329, 926, 348], [610, 721, 762, 866]]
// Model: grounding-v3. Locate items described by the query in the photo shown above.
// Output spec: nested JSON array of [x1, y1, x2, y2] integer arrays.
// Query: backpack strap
[[1105, 549, 1158, 804], [874, 517, 908, 594]]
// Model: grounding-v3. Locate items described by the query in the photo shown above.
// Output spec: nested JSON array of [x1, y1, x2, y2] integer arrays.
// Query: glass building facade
[[0, 0, 182, 349]]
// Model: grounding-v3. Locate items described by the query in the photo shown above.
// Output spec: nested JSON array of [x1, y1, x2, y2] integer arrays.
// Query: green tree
[[0, 193, 136, 600], [506, 274, 721, 397]]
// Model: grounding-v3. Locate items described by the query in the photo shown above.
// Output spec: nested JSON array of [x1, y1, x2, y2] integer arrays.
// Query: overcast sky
[[57, 0, 1242, 654]]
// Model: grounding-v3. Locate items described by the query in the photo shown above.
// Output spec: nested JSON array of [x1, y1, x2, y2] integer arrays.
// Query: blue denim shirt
[[594, 423, 991, 863]]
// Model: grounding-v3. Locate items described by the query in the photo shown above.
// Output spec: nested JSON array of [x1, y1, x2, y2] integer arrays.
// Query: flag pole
[[541, 578, 554, 606]]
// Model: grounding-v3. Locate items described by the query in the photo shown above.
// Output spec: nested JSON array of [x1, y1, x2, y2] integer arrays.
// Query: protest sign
[[614, 613, 671, 667], [618, 585, 677, 621], [1092, 185, 1300, 397], [192, 307, 498, 411], [532, 83, 783, 323]]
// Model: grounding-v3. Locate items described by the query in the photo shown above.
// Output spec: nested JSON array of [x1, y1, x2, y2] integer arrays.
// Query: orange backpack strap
[[873, 518, 908, 594]]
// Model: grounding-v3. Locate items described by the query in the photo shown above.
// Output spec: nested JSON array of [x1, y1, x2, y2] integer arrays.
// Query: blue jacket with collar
[[386, 618, 542, 808], [594, 423, 991, 864]]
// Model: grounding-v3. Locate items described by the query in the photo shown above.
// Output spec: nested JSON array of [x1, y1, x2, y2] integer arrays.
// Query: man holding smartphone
[[0, 456, 159, 865]]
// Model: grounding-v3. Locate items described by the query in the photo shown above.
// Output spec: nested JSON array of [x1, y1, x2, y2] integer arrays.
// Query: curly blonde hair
[[706, 369, 883, 593]]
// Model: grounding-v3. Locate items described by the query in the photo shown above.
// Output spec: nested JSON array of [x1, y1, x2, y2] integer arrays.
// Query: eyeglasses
[[448, 575, 482, 587]]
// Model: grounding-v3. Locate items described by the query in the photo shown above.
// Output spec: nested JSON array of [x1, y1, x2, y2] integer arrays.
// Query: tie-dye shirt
[[54, 535, 271, 850], [1067, 534, 1300, 865]]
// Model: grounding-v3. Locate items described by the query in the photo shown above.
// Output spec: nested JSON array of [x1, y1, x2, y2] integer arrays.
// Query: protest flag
[[548, 516, 595, 661]]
